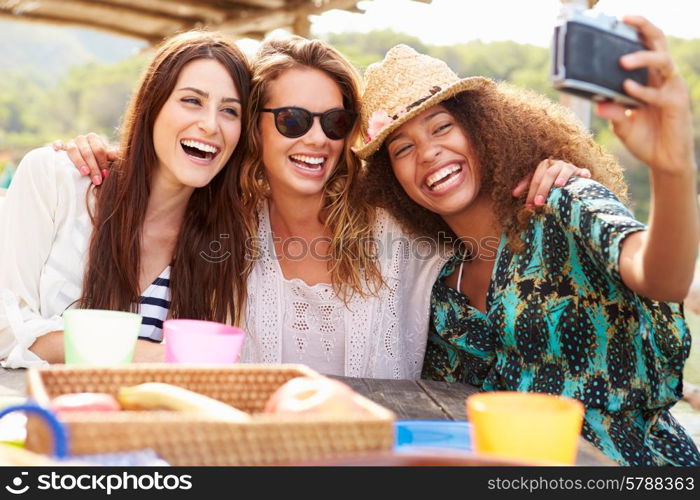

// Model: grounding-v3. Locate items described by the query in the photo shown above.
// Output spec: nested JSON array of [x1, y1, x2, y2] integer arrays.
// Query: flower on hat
[[366, 109, 393, 143]]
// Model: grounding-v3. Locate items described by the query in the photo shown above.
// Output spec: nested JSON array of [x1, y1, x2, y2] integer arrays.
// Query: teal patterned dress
[[422, 177, 700, 466]]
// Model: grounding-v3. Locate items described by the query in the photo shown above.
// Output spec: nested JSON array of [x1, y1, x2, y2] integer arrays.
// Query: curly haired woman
[[357, 17, 700, 465]]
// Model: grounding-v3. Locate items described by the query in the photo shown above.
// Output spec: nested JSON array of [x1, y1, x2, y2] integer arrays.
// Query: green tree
[[2, 29, 698, 223], [324, 29, 427, 70]]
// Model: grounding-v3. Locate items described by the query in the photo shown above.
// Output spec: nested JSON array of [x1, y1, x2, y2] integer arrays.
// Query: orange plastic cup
[[466, 391, 584, 465]]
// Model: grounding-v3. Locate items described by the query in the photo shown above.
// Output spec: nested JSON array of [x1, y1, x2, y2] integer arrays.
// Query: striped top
[[0, 148, 173, 368], [138, 266, 171, 342]]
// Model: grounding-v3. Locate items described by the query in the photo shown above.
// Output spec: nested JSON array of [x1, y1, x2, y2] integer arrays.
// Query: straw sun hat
[[353, 44, 493, 160]]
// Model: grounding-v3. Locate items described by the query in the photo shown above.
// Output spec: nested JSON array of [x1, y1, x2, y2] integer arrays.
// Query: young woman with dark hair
[[0, 30, 251, 366]]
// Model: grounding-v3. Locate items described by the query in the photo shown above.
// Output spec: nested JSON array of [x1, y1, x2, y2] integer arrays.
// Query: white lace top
[[240, 201, 450, 379]]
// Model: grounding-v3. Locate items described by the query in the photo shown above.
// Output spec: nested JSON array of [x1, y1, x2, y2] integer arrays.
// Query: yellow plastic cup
[[63, 309, 142, 366], [466, 391, 584, 465]]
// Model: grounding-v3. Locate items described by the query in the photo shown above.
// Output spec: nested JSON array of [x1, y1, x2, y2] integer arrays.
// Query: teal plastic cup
[[63, 309, 142, 366], [164, 319, 244, 364]]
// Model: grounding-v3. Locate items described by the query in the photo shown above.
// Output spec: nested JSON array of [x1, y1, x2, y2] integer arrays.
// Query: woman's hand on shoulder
[[51, 133, 117, 185], [512, 159, 591, 208], [595, 16, 696, 177]]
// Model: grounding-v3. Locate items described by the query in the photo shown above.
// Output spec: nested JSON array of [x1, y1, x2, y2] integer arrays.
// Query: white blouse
[[240, 200, 450, 379], [0, 148, 169, 368]]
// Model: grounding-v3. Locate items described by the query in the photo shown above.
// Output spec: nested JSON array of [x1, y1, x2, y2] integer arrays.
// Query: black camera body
[[551, 8, 648, 107]]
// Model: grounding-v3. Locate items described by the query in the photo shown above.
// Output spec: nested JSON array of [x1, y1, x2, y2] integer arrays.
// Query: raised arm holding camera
[[595, 15, 699, 302], [357, 14, 699, 465]]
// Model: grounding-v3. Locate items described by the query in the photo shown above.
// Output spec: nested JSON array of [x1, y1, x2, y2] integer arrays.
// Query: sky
[[309, 0, 699, 47]]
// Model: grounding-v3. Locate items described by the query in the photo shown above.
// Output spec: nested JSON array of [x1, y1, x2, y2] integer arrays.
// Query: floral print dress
[[422, 177, 700, 466]]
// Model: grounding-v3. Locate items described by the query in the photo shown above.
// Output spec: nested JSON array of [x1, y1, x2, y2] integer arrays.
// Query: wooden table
[[331, 375, 614, 466], [335, 376, 480, 421], [0, 367, 613, 465]]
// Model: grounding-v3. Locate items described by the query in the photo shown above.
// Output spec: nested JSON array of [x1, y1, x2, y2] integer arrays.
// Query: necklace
[[456, 260, 465, 294]]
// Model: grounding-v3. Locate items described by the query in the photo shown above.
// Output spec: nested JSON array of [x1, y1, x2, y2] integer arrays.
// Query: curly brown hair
[[363, 82, 629, 252]]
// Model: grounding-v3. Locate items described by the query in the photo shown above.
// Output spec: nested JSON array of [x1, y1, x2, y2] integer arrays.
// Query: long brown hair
[[364, 82, 629, 251], [79, 30, 251, 324], [240, 37, 382, 300]]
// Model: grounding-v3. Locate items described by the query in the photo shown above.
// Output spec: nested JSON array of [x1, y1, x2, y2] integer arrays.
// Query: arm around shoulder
[[593, 17, 699, 302]]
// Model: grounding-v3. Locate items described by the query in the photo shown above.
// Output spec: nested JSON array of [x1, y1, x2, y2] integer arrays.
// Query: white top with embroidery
[[240, 200, 450, 379], [0, 148, 169, 368]]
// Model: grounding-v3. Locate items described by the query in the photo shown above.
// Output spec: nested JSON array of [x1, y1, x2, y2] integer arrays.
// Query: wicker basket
[[25, 364, 395, 466]]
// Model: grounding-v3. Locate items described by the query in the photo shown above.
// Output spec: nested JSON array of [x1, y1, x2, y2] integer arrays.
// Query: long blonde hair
[[240, 37, 382, 300]]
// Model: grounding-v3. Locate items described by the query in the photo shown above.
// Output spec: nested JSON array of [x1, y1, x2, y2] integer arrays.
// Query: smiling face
[[259, 67, 345, 200], [152, 58, 242, 190], [386, 104, 484, 219]]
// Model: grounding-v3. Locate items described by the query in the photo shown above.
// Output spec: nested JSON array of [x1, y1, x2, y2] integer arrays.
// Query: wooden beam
[[0, 0, 367, 43], [0, 11, 166, 43], [0, 0, 281, 27], [239, 30, 268, 40], [89, 0, 229, 23], [0, 0, 189, 27], [217, 10, 294, 35], [224, 0, 287, 8], [180, 0, 286, 9], [98, 0, 289, 20], [216, 0, 360, 33], [292, 13, 311, 38], [4, 0, 218, 23]]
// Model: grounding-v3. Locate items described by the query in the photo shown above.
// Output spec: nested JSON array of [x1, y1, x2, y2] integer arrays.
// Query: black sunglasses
[[261, 106, 356, 140]]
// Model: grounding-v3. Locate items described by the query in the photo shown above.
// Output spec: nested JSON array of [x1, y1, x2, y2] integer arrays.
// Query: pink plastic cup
[[163, 319, 245, 364]]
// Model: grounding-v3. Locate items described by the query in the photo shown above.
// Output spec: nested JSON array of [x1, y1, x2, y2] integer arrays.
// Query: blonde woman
[[235, 37, 445, 377]]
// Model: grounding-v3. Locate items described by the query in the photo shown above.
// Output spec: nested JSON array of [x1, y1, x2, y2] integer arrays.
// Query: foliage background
[[2, 24, 699, 221]]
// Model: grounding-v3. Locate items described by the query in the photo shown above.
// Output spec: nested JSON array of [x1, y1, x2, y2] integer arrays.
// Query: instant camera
[[551, 5, 648, 107]]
